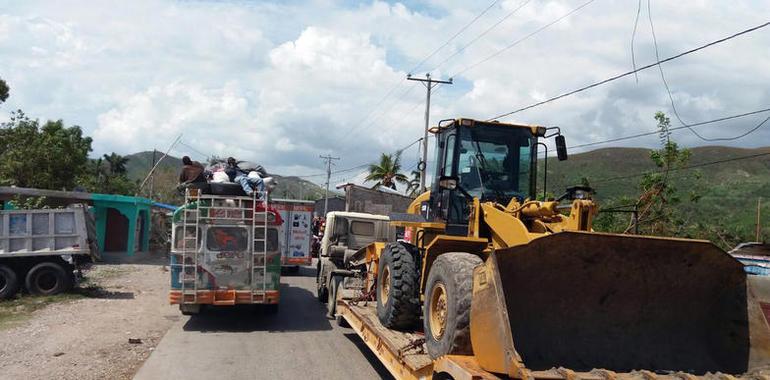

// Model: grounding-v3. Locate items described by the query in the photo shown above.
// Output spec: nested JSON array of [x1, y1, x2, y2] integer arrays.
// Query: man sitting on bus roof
[[225, 157, 265, 197]]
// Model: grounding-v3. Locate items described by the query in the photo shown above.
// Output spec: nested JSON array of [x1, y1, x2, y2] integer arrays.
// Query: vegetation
[[406, 169, 421, 196], [547, 113, 769, 249], [365, 152, 409, 190], [0, 110, 93, 190], [0, 77, 8, 104], [77, 153, 138, 196]]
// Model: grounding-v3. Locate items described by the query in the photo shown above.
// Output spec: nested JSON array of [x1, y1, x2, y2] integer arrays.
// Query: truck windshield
[[458, 125, 534, 201]]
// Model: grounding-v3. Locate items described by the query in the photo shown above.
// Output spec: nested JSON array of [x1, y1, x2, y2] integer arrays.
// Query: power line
[[487, 20, 770, 121], [344, 1, 503, 139], [427, 0, 533, 73], [593, 151, 770, 183], [569, 107, 770, 151], [409, 0, 502, 74], [296, 138, 423, 179], [453, 0, 597, 77]]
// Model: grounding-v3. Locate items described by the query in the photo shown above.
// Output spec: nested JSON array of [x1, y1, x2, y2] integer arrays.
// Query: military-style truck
[[315, 211, 393, 318]]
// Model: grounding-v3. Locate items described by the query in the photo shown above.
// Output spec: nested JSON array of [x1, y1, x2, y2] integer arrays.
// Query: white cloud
[[0, 0, 769, 185]]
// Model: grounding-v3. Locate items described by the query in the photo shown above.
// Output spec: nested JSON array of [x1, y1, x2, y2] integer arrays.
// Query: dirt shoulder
[[0, 254, 177, 380]]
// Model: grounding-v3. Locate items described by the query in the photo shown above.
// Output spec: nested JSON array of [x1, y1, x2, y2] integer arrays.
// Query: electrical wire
[[409, 0, 502, 74], [486, 20, 770, 121], [345, 1, 507, 138], [295, 137, 423, 179], [426, 0, 533, 73], [630, 0, 642, 83], [452, 0, 597, 78], [568, 107, 770, 151]]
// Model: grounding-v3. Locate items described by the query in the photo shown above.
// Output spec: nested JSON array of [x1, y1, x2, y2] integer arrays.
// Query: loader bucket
[[470, 231, 770, 376]]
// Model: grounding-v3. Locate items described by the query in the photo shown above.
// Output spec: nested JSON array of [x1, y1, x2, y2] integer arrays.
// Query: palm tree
[[365, 153, 409, 190], [406, 170, 421, 196], [102, 153, 128, 175]]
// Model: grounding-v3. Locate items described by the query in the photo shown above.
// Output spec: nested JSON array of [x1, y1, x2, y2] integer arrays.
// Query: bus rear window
[[206, 227, 248, 251]]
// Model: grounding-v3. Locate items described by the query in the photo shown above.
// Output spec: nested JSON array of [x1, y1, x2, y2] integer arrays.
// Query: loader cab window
[[458, 125, 534, 203]]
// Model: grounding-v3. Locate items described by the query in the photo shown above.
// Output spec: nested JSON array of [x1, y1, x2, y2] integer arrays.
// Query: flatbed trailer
[[337, 301, 497, 380]]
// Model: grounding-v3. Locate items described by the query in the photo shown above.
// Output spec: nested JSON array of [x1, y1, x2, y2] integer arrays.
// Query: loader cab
[[428, 119, 539, 235]]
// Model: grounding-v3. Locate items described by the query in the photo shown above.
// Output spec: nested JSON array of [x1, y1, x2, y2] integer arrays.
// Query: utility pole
[[407, 73, 452, 191], [149, 149, 157, 199], [320, 154, 340, 217], [757, 197, 763, 242]]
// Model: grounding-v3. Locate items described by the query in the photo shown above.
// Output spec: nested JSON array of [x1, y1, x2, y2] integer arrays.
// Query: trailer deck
[[337, 301, 497, 380]]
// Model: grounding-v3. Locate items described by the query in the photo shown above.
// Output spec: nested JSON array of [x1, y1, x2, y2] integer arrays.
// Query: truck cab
[[315, 212, 392, 307]]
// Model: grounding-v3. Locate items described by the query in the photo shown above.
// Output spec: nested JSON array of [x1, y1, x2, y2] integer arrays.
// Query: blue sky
[[1, 0, 769, 185]]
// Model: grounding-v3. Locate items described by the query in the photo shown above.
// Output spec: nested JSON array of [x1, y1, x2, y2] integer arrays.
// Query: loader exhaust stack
[[472, 231, 770, 376]]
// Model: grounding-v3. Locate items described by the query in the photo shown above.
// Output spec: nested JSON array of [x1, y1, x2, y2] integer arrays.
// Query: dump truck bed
[[337, 300, 770, 380]]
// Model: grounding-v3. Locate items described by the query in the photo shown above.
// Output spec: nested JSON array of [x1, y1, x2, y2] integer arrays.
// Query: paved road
[[134, 265, 393, 380]]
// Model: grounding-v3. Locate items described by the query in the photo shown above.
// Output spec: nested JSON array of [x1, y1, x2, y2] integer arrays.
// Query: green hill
[[546, 146, 770, 247]]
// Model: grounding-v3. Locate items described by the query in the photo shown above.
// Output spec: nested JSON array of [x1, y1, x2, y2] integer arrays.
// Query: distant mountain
[[122, 146, 769, 244], [124, 151, 328, 201]]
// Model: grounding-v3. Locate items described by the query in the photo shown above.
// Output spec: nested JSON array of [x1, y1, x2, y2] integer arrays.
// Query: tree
[[103, 152, 128, 175], [77, 153, 137, 195], [630, 111, 697, 235], [0, 110, 92, 190], [365, 152, 409, 190], [0, 77, 8, 104], [406, 170, 421, 196]]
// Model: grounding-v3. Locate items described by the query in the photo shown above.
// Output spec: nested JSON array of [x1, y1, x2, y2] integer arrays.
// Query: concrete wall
[[344, 185, 414, 215]]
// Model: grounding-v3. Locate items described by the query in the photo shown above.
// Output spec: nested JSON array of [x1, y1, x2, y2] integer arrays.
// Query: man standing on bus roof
[[226, 157, 264, 197]]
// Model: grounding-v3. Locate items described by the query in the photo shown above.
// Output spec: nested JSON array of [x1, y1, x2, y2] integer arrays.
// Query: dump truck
[[328, 118, 770, 379], [169, 189, 283, 315], [0, 205, 99, 299]]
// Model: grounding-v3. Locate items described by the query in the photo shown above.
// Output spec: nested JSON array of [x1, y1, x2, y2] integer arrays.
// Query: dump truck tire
[[25, 262, 73, 296], [0, 265, 20, 299], [376, 242, 420, 329], [424, 252, 482, 358]]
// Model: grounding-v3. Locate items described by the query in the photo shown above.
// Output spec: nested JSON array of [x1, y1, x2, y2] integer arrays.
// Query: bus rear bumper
[[169, 290, 279, 305]]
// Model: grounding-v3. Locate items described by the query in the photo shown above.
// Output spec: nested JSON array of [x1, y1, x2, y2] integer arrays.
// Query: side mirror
[[555, 135, 568, 161]]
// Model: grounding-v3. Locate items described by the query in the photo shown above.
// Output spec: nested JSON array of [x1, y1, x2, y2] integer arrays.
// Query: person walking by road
[[225, 157, 264, 197]]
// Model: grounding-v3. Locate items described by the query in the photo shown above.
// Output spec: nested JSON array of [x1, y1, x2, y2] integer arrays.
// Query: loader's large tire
[[424, 252, 482, 358], [376, 242, 420, 330]]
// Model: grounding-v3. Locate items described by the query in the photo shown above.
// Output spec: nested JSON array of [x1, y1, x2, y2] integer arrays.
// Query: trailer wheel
[[25, 262, 73, 296], [0, 265, 20, 299], [376, 242, 420, 329], [424, 252, 482, 358]]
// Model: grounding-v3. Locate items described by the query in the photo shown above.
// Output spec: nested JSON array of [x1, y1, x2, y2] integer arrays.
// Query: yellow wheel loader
[[333, 118, 770, 379]]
